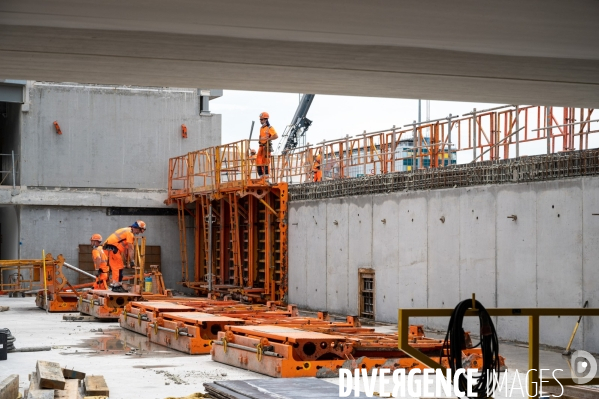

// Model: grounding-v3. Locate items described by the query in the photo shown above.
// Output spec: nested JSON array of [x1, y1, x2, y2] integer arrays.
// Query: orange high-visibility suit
[[312, 154, 322, 182], [256, 124, 278, 176], [104, 227, 135, 283], [92, 245, 109, 290]]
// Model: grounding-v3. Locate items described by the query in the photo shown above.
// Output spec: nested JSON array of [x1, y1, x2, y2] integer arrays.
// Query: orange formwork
[[33, 254, 92, 312], [167, 140, 288, 303], [211, 325, 506, 378], [148, 312, 246, 355], [120, 301, 199, 335], [77, 290, 144, 320]]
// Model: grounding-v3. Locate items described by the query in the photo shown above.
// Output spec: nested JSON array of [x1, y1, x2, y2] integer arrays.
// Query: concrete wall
[[21, 82, 220, 189], [18, 206, 194, 290], [289, 176, 599, 351]]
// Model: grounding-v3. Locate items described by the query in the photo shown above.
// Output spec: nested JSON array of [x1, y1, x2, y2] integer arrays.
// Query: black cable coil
[[442, 299, 500, 398]]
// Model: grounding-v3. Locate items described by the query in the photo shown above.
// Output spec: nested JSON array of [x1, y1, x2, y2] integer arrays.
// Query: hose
[[442, 299, 500, 398]]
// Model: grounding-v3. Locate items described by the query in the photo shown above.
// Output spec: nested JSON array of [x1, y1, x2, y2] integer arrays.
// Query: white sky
[[210, 90, 598, 164], [211, 90, 498, 146]]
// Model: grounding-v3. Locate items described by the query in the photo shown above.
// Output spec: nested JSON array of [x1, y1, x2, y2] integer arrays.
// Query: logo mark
[[570, 350, 598, 384]]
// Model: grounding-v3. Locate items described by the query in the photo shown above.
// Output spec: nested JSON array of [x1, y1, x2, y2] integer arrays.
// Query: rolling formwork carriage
[[167, 139, 289, 303]]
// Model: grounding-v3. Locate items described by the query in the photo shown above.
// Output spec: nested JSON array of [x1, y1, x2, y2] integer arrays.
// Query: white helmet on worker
[[130, 220, 146, 233]]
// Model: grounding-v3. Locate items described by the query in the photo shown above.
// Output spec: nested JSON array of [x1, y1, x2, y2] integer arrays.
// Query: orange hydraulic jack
[[34, 254, 92, 312], [211, 325, 506, 378]]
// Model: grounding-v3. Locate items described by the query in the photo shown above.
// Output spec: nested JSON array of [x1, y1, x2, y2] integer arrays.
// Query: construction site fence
[[167, 105, 598, 200], [288, 148, 599, 201]]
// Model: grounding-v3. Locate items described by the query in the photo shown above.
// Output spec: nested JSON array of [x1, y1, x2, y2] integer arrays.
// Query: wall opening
[[359, 268, 375, 320]]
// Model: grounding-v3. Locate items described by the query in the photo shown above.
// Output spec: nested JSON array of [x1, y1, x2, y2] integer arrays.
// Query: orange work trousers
[[109, 251, 125, 282]]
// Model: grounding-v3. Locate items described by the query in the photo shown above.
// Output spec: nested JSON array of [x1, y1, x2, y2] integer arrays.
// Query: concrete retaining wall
[[289, 176, 599, 351], [21, 82, 220, 189]]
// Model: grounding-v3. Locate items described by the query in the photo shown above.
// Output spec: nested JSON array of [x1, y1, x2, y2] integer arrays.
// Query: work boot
[[111, 285, 127, 293]]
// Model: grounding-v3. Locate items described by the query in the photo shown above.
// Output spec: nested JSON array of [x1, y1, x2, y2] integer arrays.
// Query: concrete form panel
[[326, 199, 349, 314], [496, 185, 537, 343], [304, 201, 327, 310], [536, 181, 583, 347], [372, 193, 400, 323], [347, 195, 373, 315], [288, 204, 308, 308], [21, 83, 221, 189], [426, 191, 460, 330], [459, 187, 497, 305], [582, 177, 599, 353], [397, 193, 428, 326]]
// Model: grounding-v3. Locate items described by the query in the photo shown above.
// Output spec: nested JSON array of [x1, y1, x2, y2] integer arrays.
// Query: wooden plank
[[62, 368, 86, 380], [0, 374, 18, 399], [26, 373, 54, 399], [54, 379, 79, 399], [36, 361, 66, 390], [83, 376, 108, 397], [83, 397, 108, 399]]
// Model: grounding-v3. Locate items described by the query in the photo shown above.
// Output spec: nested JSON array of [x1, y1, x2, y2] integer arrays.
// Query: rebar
[[288, 148, 599, 201]]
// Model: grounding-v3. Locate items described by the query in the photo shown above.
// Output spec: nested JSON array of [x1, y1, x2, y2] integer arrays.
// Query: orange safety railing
[[167, 105, 598, 201]]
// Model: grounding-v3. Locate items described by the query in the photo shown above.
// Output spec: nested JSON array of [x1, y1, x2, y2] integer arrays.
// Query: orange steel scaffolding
[[166, 105, 597, 301], [167, 140, 288, 303]]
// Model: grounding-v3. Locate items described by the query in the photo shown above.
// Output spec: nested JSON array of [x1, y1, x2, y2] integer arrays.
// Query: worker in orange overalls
[[103, 220, 146, 292], [256, 112, 278, 180], [90, 234, 109, 290], [312, 153, 322, 182]]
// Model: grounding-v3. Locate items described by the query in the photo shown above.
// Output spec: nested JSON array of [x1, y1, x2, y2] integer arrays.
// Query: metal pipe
[[531, 118, 599, 131], [11, 150, 15, 188], [213, 340, 282, 357], [42, 250, 48, 314], [462, 104, 513, 116], [153, 324, 192, 337], [207, 203, 213, 292], [472, 108, 477, 162], [515, 105, 520, 158], [63, 262, 97, 280], [404, 114, 460, 127]]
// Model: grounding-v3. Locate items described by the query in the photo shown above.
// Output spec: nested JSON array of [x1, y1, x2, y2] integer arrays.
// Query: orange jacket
[[92, 245, 109, 272], [105, 227, 135, 260], [259, 125, 278, 148]]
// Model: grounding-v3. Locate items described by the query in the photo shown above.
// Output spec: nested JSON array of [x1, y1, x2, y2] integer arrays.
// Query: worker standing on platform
[[90, 234, 109, 290], [256, 112, 278, 180], [103, 220, 146, 292], [312, 153, 322, 182]]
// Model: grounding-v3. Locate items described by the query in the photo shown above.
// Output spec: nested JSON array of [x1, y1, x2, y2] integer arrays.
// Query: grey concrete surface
[[2, 297, 594, 399], [289, 175, 599, 352], [15, 206, 194, 290], [0, 297, 264, 399], [1, 1, 599, 107], [20, 82, 220, 189]]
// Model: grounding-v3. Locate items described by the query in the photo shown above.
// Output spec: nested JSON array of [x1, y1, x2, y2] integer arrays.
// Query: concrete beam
[[1, 1, 598, 107], [0, 186, 169, 208]]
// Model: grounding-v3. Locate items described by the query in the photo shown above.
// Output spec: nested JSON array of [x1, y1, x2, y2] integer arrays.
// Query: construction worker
[[256, 112, 278, 180], [90, 234, 109, 290], [103, 220, 146, 292], [312, 153, 322, 182]]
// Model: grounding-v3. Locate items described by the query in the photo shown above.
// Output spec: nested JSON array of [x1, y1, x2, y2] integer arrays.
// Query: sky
[[211, 90, 499, 146], [209, 90, 597, 164]]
